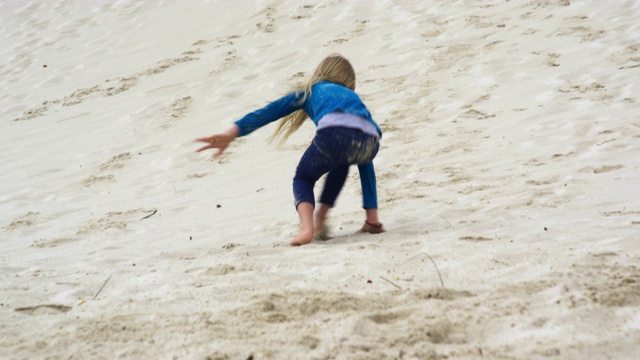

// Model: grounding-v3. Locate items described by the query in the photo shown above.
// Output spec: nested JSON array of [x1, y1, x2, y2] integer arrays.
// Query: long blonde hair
[[268, 54, 356, 145]]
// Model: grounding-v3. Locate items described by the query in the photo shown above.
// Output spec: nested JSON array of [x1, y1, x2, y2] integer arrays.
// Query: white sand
[[1, 1, 639, 359]]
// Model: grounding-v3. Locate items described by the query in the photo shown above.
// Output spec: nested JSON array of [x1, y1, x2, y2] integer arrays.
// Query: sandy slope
[[1, 1, 639, 359]]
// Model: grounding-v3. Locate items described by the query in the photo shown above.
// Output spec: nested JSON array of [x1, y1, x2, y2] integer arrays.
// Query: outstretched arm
[[195, 92, 302, 158], [234, 92, 302, 136], [194, 125, 240, 159]]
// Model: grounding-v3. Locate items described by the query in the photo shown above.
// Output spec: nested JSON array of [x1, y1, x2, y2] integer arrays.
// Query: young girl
[[195, 54, 385, 246]]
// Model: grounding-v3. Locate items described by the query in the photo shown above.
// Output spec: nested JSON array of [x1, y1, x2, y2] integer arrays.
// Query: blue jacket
[[234, 81, 382, 137], [234, 81, 381, 209]]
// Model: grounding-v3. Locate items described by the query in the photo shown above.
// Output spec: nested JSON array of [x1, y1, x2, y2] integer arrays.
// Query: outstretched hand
[[195, 125, 240, 159]]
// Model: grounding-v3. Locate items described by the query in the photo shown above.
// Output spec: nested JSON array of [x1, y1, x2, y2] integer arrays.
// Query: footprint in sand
[[291, 4, 315, 20], [323, 38, 349, 47], [140, 53, 198, 76], [609, 44, 640, 70], [561, 263, 640, 307], [62, 85, 101, 106], [457, 109, 496, 120], [158, 96, 193, 129], [355, 290, 472, 344], [76, 208, 156, 236], [551, 21, 605, 43], [465, 15, 496, 29], [14, 47, 200, 121], [287, 71, 306, 87], [525, 176, 559, 186], [429, 44, 475, 72], [459, 236, 493, 242], [185, 264, 246, 288], [3, 211, 40, 232], [30, 237, 77, 248], [546, 52, 561, 67], [208, 49, 237, 77], [98, 152, 131, 171], [103, 76, 139, 96], [323, 20, 370, 48], [82, 152, 132, 187], [13, 103, 49, 121], [253, 6, 277, 33], [578, 164, 625, 174]]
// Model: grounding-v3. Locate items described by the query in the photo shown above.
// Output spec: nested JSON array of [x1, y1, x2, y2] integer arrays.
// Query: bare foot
[[314, 210, 327, 230], [313, 224, 331, 241], [313, 213, 331, 240], [359, 221, 385, 234], [291, 230, 314, 246]]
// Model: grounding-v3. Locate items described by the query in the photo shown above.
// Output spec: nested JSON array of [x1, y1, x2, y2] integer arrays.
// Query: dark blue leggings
[[293, 127, 379, 209]]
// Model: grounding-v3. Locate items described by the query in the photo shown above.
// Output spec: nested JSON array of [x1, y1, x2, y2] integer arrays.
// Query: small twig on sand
[[436, 213, 454, 232], [403, 252, 445, 288], [425, 253, 445, 288], [379, 276, 402, 290], [141, 209, 157, 220], [93, 275, 112, 300]]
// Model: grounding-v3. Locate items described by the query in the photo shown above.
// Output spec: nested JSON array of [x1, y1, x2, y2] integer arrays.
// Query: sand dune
[[1, 1, 639, 359]]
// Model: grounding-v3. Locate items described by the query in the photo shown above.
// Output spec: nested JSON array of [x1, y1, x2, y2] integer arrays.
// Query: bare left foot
[[291, 230, 314, 246], [359, 221, 385, 234], [313, 224, 331, 241]]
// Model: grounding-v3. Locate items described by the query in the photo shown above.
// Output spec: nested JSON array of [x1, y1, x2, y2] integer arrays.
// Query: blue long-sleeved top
[[234, 81, 381, 137], [234, 81, 381, 208]]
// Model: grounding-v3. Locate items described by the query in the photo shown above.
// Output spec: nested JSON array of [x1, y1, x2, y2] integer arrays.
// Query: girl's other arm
[[357, 162, 378, 209]]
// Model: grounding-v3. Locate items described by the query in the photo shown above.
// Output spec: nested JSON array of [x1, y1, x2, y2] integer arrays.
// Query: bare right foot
[[293, 202, 315, 246], [291, 230, 314, 246]]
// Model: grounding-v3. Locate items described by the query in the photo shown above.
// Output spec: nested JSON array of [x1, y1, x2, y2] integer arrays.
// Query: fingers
[[213, 143, 228, 159], [194, 136, 217, 144], [195, 133, 232, 159], [195, 144, 213, 153], [194, 136, 221, 153]]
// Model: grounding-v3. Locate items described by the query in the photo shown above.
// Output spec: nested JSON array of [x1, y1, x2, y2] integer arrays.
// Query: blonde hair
[[268, 54, 356, 145]]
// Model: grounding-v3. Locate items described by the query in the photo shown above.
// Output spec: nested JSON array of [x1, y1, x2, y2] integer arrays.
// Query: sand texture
[[1, 1, 639, 359]]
